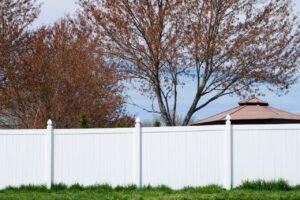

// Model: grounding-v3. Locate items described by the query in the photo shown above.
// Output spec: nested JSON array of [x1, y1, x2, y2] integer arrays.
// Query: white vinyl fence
[[1, 117, 300, 189]]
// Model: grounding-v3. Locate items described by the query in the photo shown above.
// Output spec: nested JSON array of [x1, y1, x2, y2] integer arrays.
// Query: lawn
[[1, 181, 300, 200]]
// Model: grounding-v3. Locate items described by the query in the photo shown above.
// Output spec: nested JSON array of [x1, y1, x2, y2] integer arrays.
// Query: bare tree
[[80, 0, 300, 126]]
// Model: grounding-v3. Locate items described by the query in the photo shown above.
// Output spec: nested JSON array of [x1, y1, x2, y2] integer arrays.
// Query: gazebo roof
[[193, 97, 300, 125], [238, 97, 269, 106]]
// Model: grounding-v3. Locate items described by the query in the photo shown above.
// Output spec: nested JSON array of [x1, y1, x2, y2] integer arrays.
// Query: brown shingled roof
[[193, 97, 300, 125]]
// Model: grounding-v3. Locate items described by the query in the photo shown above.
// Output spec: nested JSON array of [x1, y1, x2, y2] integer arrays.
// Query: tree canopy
[[0, 0, 127, 128], [80, 0, 300, 126], [1, 0, 299, 127]]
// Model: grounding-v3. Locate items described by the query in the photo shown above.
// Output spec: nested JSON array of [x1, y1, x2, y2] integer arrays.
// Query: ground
[[1, 183, 300, 200]]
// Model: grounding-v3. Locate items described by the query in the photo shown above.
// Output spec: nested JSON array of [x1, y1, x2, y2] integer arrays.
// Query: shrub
[[80, 114, 89, 128], [69, 183, 85, 191], [5, 185, 48, 192], [237, 179, 292, 191], [153, 120, 161, 127], [51, 183, 68, 191], [115, 185, 137, 191], [85, 184, 113, 193], [115, 116, 135, 128]]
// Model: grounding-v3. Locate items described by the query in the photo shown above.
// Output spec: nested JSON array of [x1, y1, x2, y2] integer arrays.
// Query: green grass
[[236, 179, 292, 191], [1, 180, 300, 200]]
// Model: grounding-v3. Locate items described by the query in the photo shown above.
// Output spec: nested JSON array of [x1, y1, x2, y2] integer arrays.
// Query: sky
[[34, 0, 300, 123]]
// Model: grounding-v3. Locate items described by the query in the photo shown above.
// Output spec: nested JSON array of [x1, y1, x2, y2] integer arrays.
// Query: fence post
[[224, 114, 232, 190], [46, 119, 54, 189], [133, 118, 142, 187]]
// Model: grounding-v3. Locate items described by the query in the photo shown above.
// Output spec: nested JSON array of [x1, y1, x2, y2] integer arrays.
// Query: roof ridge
[[239, 96, 268, 106], [226, 105, 247, 118], [194, 106, 239, 124], [268, 106, 300, 117], [194, 105, 247, 124]]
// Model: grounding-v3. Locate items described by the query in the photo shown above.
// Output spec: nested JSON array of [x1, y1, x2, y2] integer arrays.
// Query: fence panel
[[142, 126, 225, 189], [1, 123, 300, 189], [53, 128, 134, 186], [0, 130, 45, 188], [232, 125, 300, 186]]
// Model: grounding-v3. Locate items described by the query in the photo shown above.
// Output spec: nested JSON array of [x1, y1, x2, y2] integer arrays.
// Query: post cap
[[135, 118, 141, 124], [226, 114, 231, 121], [47, 119, 52, 126]]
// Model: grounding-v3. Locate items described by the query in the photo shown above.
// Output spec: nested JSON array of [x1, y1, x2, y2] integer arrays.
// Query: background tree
[[114, 115, 135, 128], [16, 17, 127, 128], [0, 0, 41, 127], [80, 0, 300, 126], [0, 0, 128, 128]]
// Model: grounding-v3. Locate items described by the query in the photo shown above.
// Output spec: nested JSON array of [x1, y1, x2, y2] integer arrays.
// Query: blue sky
[[35, 0, 300, 123]]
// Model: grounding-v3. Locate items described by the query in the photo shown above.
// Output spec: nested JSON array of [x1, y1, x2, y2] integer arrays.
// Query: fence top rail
[[233, 124, 300, 131], [54, 127, 135, 135], [142, 125, 225, 133], [0, 129, 45, 135]]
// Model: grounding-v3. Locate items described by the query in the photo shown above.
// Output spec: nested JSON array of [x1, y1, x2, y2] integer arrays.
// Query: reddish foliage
[[0, 1, 127, 128]]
